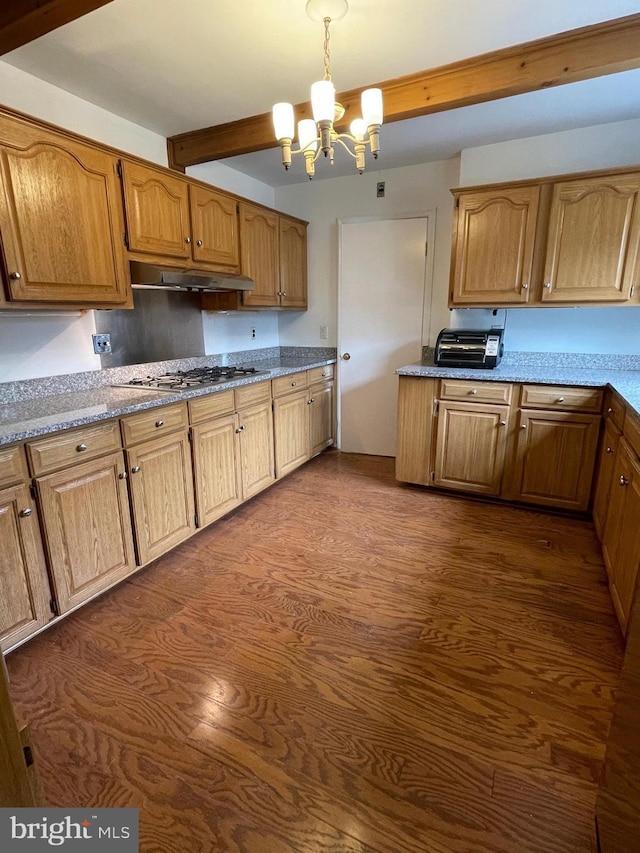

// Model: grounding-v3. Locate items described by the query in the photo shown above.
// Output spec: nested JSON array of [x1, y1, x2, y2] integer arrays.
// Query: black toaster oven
[[434, 328, 504, 369]]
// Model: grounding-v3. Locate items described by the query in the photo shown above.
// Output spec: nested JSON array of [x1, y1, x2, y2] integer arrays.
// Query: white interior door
[[338, 217, 430, 456]]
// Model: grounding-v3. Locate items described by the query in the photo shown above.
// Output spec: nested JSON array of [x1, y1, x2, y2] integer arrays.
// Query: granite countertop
[[0, 354, 335, 446], [397, 352, 640, 418]]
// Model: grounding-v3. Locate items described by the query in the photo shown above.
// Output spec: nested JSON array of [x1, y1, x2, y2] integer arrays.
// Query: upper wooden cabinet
[[451, 186, 539, 305], [542, 174, 640, 303], [449, 166, 640, 308], [0, 113, 131, 307], [240, 202, 280, 307], [121, 161, 242, 274], [279, 215, 308, 309]]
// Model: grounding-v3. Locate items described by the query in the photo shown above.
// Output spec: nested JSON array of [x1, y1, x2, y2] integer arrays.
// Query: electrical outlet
[[376, 181, 385, 198], [92, 333, 111, 354], [320, 325, 328, 340], [251, 327, 256, 339]]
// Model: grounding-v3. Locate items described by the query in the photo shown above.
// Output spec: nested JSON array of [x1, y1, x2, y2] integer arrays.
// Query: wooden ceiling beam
[[0, 0, 114, 56], [167, 12, 640, 171]]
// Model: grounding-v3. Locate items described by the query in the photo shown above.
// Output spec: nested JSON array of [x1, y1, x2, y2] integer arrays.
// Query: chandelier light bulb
[[273, 103, 295, 142], [311, 80, 336, 123], [298, 119, 319, 152], [350, 118, 366, 141], [361, 88, 383, 127]]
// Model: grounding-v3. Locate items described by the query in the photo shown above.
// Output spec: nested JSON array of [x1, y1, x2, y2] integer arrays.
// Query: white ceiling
[[4, 0, 640, 186]]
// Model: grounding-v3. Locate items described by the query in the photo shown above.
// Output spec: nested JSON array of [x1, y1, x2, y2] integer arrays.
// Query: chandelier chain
[[323, 17, 331, 81]]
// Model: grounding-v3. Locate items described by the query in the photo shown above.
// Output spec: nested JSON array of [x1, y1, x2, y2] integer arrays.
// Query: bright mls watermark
[[0, 809, 138, 850]]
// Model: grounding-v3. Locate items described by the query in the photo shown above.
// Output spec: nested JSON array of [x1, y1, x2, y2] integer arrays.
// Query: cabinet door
[[0, 483, 51, 650], [434, 402, 509, 495], [37, 451, 135, 614], [239, 202, 279, 307], [279, 216, 307, 309], [190, 185, 240, 271], [191, 414, 242, 528], [273, 389, 310, 479], [309, 382, 334, 457], [0, 135, 130, 304], [121, 160, 191, 260], [396, 377, 437, 486], [451, 186, 539, 305], [127, 432, 195, 565], [512, 410, 600, 511], [603, 439, 640, 634], [238, 400, 275, 499], [542, 173, 640, 303], [593, 419, 622, 539]]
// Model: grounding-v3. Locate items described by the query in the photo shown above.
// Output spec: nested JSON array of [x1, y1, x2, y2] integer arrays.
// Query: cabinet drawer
[[28, 421, 121, 476], [188, 390, 235, 424], [235, 380, 271, 409], [0, 444, 28, 487], [439, 379, 512, 405], [121, 403, 188, 447], [604, 392, 626, 431], [308, 364, 335, 385], [625, 408, 640, 459], [272, 373, 309, 398], [520, 384, 603, 413]]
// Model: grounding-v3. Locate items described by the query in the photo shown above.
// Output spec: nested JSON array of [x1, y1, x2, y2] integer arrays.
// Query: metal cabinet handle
[[131, 465, 141, 473], [9, 271, 21, 280], [19, 508, 32, 517], [155, 420, 164, 428], [500, 420, 506, 426], [520, 424, 527, 430], [307, 398, 315, 405], [185, 237, 191, 244], [281, 292, 287, 297], [118, 471, 128, 480], [235, 425, 246, 433], [291, 381, 297, 387], [521, 282, 529, 290], [620, 474, 629, 486], [607, 407, 614, 414], [76, 443, 87, 452], [196, 239, 203, 246], [470, 389, 477, 395], [544, 282, 552, 289], [557, 397, 565, 402], [606, 447, 614, 454]]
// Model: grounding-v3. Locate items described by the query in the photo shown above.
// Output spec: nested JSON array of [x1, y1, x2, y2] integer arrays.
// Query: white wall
[[187, 162, 280, 353], [454, 118, 640, 354], [0, 62, 168, 382], [274, 159, 461, 349]]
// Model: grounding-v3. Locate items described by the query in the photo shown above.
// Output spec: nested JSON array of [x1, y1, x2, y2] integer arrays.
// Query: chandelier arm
[[332, 136, 358, 159], [323, 17, 331, 81]]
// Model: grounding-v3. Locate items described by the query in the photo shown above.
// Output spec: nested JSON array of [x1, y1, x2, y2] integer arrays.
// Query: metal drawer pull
[[118, 471, 128, 480], [620, 475, 629, 486], [557, 397, 565, 402], [131, 466, 141, 473], [291, 381, 297, 387], [606, 447, 614, 454], [19, 508, 32, 518], [470, 389, 477, 395], [76, 443, 88, 452], [155, 420, 164, 428]]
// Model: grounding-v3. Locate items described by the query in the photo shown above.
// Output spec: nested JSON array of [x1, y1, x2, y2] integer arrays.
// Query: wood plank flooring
[[6, 451, 624, 852]]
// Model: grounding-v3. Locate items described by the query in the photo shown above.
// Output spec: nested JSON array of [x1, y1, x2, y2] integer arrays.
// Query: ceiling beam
[[0, 1, 114, 56], [167, 12, 640, 171]]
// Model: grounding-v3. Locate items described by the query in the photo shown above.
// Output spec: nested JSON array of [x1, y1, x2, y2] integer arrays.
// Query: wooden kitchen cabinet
[[601, 437, 640, 634], [308, 379, 334, 457], [122, 404, 196, 565], [36, 450, 136, 614], [236, 399, 275, 499], [450, 185, 539, 305], [189, 184, 240, 272], [542, 173, 640, 303], [0, 113, 131, 307], [120, 159, 191, 261], [593, 418, 623, 538], [239, 202, 280, 307], [0, 445, 51, 650], [274, 388, 310, 479], [191, 413, 242, 528], [449, 165, 640, 308], [395, 377, 438, 486], [433, 400, 510, 495], [279, 215, 308, 308]]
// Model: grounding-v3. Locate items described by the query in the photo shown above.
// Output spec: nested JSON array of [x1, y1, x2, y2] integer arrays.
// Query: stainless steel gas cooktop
[[114, 365, 266, 392]]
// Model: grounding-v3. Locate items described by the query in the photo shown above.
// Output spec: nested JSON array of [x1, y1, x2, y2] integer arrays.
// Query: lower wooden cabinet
[[395, 377, 437, 486], [191, 413, 243, 528], [126, 432, 196, 565], [434, 401, 509, 495], [37, 451, 136, 614], [511, 409, 601, 511], [309, 381, 334, 457], [237, 400, 275, 499], [593, 418, 622, 537], [274, 389, 310, 479], [273, 371, 335, 479], [602, 438, 640, 635], [0, 481, 51, 649]]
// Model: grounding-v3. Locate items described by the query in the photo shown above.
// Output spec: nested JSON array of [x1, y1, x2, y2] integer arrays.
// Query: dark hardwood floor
[[6, 451, 624, 852]]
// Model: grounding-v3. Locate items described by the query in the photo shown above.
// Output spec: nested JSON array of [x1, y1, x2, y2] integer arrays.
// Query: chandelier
[[272, 0, 383, 179]]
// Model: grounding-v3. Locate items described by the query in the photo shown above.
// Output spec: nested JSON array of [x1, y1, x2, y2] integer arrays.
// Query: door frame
[[336, 210, 437, 451]]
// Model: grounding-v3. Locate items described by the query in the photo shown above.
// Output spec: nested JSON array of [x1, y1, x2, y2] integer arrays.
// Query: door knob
[[342, 353, 351, 360]]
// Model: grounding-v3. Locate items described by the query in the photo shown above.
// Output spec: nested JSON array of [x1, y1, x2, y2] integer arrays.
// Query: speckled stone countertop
[[397, 350, 640, 418], [0, 348, 336, 446]]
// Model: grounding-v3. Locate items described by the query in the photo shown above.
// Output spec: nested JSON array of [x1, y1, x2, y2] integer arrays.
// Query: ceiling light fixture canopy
[[272, 0, 383, 179]]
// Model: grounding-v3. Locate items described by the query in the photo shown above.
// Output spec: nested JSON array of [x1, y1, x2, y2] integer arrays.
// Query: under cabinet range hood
[[129, 261, 255, 292]]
